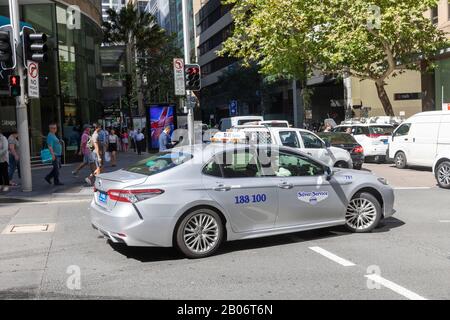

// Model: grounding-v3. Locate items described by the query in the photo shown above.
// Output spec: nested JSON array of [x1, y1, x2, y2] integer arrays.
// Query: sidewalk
[[0, 150, 151, 203]]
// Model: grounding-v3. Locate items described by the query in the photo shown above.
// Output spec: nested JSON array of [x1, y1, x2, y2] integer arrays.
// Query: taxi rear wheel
[[345, 192, 382, 233], [175, 208, 224, 259]]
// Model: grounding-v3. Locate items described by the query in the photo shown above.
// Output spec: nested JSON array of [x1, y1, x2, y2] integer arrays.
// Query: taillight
[[352, 146, 364, 153], [366, 134, 381, 138], [107, 189, 164, 203]]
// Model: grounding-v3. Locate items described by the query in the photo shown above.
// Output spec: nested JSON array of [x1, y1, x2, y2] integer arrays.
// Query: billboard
[[147, 104, 176, 150]]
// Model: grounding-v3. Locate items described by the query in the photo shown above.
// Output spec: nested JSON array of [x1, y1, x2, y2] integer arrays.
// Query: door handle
[[278, 182, 294, 189], [213, 184, 231, 192], [307, 152, 312, 156], [404, 138, 408, 141]]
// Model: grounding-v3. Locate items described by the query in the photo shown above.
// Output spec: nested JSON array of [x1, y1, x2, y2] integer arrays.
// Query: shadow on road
[[108, 218, 406, 262]]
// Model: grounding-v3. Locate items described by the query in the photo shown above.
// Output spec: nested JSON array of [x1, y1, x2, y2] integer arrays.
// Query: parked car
[[317, 132, 365, 170], [226, 126, 354, 169], [333, 124, 394, 163], [433, 152, 450, 189], [388, 111, 450, 169], [218, 116, 264, 131]]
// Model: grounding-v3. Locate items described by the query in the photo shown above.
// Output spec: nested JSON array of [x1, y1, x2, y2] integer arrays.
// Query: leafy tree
[[103, 4, 166, 120], [221, 0, 448, 116]]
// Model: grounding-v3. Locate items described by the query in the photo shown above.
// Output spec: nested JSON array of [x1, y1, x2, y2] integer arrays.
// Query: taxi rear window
[[126, 152, 193, 176]]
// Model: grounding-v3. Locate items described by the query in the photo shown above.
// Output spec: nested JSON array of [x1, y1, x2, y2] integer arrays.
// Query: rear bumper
[[364, 144, 388, 157], [89, 199, 174, 247]]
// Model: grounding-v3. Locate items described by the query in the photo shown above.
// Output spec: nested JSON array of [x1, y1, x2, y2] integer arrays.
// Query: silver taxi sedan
[[90, 144, 395, 258]]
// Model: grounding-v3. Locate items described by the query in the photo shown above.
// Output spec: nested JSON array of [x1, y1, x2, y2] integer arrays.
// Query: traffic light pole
[[9, 0, 32, 192], [182, 0, 194, 145]]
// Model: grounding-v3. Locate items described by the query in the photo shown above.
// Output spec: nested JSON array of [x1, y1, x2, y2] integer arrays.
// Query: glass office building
[[0, 0, 102, 162]]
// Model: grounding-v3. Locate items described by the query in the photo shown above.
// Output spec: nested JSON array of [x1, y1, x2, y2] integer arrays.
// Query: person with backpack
[[72, 125, 95, 178]]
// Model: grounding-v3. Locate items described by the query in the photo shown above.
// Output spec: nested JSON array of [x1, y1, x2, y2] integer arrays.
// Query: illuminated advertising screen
[[147, 104, 176, 150]]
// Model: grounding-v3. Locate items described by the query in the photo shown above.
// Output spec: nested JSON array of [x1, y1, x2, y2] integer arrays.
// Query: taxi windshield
[[126, 152, 193, 176]]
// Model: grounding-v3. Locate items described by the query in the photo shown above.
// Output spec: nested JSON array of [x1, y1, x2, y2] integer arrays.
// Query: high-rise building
[[101, 0, 127, 21]]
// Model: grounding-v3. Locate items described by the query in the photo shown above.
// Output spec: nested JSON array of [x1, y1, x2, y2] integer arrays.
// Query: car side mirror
[[325, 140, 331, 149], [325, 166, 334, 181]]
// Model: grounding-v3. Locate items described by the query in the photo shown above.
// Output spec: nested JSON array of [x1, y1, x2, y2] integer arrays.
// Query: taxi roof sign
[[211, 131, 247, 144]]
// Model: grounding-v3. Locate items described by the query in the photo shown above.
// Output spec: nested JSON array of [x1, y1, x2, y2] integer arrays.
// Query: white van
[[218, 116, 264, 131], [388, 111, 450, 169]]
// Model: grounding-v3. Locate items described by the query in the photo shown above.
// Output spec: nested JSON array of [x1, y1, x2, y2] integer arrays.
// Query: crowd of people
[[0, 124, 147, 192]]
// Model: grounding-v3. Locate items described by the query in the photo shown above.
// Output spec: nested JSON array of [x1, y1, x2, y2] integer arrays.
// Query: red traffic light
[[9, 75, 19, 86]]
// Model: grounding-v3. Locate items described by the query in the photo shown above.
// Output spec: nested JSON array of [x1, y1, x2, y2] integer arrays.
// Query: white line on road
[[439, 220, 450, 223], [309, 246, 355, 267], [0, 199, 91, 206], [365, 274, 427, 300]]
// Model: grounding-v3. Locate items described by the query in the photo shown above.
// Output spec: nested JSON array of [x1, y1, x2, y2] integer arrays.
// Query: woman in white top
[[108, 129, 119, 167]]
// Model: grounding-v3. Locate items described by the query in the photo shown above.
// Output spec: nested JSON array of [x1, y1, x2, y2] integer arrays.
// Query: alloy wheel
[[183, 213, 219, 254], [345, 198, 377, 231], [437, 163, 450, 187]]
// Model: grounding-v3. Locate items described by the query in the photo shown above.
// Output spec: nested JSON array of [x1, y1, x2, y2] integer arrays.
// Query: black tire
[[345, 192, 382, 233], [394, 151, 407, 169], [334, 161, 349, 168], [175, 208, 224, 259], [436, 160, 450, 189]]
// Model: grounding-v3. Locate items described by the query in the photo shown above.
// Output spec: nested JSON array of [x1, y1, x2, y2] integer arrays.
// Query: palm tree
[[103, 4, 166, 123]]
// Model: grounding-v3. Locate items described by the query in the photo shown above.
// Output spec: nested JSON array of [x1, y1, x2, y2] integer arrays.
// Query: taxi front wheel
[[345, 192, 382, 233], [175, 208, 224, 259]]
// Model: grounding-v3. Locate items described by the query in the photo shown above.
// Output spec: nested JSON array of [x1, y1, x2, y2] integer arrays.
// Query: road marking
[[0, 199, 91, 206], [365, 274, 427, 300], [393, 187, 432, 190], [309, 246, 355, 267], [439, 220, 450, 223]]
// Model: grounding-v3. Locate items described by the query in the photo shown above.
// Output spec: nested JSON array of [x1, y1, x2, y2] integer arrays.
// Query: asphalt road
[[0, 165, 449, 300]]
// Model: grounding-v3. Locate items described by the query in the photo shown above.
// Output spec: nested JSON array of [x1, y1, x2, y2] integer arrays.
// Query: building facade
[[0, 0, 103, 162]]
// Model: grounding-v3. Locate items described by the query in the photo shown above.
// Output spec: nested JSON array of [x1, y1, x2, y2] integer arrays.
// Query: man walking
[[45, 123, 64, 186], [135, 129, 145, 155], [158, 126, 172, 152], [72, 125, 94, 177]]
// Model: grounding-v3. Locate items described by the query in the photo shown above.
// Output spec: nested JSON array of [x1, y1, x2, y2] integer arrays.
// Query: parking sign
[[173, 58, 185, 96], [27, 60, 39, 98]]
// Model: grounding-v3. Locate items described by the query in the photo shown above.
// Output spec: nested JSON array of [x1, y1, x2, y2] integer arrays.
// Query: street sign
[[27, 60, 39, 98], [229, 100, 238, 116], [173, 58, 185, 96]]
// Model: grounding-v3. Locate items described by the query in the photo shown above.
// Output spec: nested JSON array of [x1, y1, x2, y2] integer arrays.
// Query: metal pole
[[9, 0, 32, 192], [182, 0, 194, 145], [292, 79, 298, 127]]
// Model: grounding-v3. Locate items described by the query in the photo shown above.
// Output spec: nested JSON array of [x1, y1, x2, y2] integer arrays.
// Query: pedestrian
[[44, 123, 64, 186], [121, 130, 129, 152], [72, 125, 94, 177], [135, 129, 145, 155], [8, 130, 20, 186], [85, 123, 103, 185], [108, 129, 119, 167], [158, 126, 172, 152], [0, 130, 10, 192], [130, 128, 137, 152], [323, 123, 333, 132]]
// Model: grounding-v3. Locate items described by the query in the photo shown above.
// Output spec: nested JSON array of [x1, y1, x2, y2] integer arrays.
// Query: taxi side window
[[354, 126, 369, 135], [279, 131, 300, 148], [278, 152, 325, 177], [211, 150, 261, 178], [202, 158, 223, 178], [300, 132, 324, 149], [394, 123, 411, 137]]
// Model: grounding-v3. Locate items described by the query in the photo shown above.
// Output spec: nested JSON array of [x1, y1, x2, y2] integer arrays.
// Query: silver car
[[90, 144, 395, 258]]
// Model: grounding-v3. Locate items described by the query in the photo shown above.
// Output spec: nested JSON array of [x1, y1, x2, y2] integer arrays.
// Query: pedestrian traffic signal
[[0, 26, 15, 69], [9, 75, 20, 97], [185, 64, 201, 91], [22, 28, 48, 63]]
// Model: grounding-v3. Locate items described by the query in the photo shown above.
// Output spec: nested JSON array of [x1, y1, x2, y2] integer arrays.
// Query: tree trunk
[[375, 81, 395, 116]]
